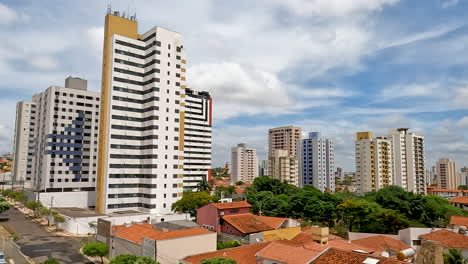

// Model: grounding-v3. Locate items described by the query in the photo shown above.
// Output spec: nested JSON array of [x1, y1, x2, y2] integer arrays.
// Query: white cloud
[[441, 0, 459, 8], [0, 4, 18, 25], [380, 83, 440, 99], [85, 26, 104, 57], [29, 55, 59, 70], [457, 117, 468, 128], [274, 0, 400, 17]]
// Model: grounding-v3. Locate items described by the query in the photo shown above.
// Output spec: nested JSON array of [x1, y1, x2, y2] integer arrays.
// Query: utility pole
[[51, 196, 54, 208]]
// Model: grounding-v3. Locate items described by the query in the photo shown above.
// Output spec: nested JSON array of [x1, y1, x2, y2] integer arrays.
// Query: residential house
[[426, 186, 468, 199], [450, 215, 468, 228], [309, 248, 408, 264], [351, 235, 411, 257], [450, 196, 468, 210], [419, 229, 468, 258], [110, 222, 216, 264], [196, 201, 252, 233]]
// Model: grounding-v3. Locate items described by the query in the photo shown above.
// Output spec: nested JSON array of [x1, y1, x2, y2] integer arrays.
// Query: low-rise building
[[426, 186, 468, 199], [450, 215, 468, 228], [450, 196, 468, 210], [196, 201, 252, 233], [310, 248, 407, 264], [419, 229, 468, 258], [351, 235, 411, 257]]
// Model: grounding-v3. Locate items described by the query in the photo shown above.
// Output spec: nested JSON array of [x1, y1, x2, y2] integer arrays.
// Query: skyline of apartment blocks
[[387, 128, 426, 194], [12, 101, 36, 186], [13, 77, 100, 193], [298, 132, 335, 191], [460, 167, 468, 187], [355, 132, 393, 194], [96, 12, 187, 214], [183, 88, 212, 190], [436, 158, 457, 189], [268, 149, 299, 186], [268, 126, 301, 186], [231, 143, 258, 183], [258, 160, 268, 176]]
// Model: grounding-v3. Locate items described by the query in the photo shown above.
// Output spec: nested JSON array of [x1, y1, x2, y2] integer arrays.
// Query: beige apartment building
[[268, 149, 299, 186], [355, 132, 393, 194], [231, 143, 258, 183], [436, 158, 457, 189], [268, 126, 301, 186]]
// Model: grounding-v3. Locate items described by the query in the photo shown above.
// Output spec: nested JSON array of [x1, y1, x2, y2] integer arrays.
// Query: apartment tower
[[231, 143, 258, 183], [268, 126, 301, 186], [12, 101, 36, 186], [355, 132, 392, 194], [298, 132, 335, 191], [183, 88, 212, 190], [96, 11, 187, 214], [387, 128, 425, 194], [436, 158, 457, 189]]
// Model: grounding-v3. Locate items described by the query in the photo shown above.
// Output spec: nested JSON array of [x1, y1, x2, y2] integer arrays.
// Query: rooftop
[[310, 248, 407, 264], [419, 229, 468, 248], [52, 207, 105, 218], [222, 213, 287, 234], [255, 242, 320, 264], [351, 235, 411, 253], [183, 242, 272, 264], [450, 216, 468, 227], [114, 223, 212, 244], [212, 201, 252, 210], [449, 196, 468, 205]]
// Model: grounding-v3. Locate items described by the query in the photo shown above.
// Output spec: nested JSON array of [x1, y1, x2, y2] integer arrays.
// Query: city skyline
[[0, 1, 468, 171]]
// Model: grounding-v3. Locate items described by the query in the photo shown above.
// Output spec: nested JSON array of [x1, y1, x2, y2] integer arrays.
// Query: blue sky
[[0, 0, 467, 171]]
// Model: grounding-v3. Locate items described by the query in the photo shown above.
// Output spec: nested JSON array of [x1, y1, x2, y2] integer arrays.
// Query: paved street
[[1, 208, 92, 264]]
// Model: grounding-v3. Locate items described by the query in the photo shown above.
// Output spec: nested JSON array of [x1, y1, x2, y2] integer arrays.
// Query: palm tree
[[444, 248, 467, 264], [196, 178, 212, 192]]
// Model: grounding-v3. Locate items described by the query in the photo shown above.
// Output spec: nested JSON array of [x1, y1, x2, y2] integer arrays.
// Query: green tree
[[217, 240, 242, 250], [40, 207, 52, 226], [336, 199, 379, 232], [443, 248, 467, 264], [82, 242, 109, 263], [458, 185, 468, 190], [201, 257, 237, 264], [361, 208, 410, 234], [171, 192, 219, 216], [25, 200, 43, 218], [223, 185, 236, 198], [196, 178, 212, 192], [12, 191, 28, 206], [109, 254, 159, 264], [0, 201, 10, 214], [42, 258, 60, 264], [235, 181, 244, 186], [53, 214, 65, 231]]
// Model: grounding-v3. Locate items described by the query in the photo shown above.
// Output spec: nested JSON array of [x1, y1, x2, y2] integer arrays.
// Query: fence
[[0, 238, 34, 264]]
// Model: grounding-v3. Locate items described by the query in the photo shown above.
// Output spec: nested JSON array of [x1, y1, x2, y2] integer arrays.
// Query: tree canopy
[[201, 257, 237, 264], [109, 255, 159, 264], [82, 242, 108, 263], [171, 191, 219, 216]]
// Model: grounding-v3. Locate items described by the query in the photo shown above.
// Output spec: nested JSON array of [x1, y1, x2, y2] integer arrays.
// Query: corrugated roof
[[420, 229, 468, 248], [212, 201, 252, 209], [183, 242, 272, 264], [222, 213, 287, 234], [352, 235, 411, 252]]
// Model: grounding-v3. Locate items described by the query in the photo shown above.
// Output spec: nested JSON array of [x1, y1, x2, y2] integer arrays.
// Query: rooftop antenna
[[106, 3, 111, 15]]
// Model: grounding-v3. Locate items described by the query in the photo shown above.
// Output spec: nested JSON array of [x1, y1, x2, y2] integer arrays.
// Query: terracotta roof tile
[[450, 196, 468, 205], [256, 242, 320, 264], [352, 235, 411, 252], [420, 229, 468, 248], [222, 213, 287, 234], [311, 248, 407, 264], [114, 224, 212, 244], [450, 216, 468, 227], [183, 242, 272, 264], [212, 201, 252, 209], [428, 187, 462, 193]]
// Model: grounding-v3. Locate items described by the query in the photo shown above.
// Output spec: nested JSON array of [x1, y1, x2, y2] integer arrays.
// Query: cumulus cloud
[[29, 55, 59, 70], [0, 3, 18, 25]]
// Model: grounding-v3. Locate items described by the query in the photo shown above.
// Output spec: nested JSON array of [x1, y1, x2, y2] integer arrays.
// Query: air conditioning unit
[[220, 212, 224, 216]]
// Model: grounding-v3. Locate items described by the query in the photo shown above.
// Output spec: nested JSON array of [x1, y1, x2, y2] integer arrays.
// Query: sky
[[0, 0, 467, 171]]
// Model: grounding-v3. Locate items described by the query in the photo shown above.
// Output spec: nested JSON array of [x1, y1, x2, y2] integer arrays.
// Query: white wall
[[155, 233, 217, 264], [25, 190, 96, 208], [59, 215, 101, 235]]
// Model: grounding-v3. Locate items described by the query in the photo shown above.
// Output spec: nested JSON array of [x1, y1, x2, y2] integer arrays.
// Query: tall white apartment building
[[183, 88, 212, 190], [12, 77, 100, 202], [387, 128, 425, 194], [97, 12, 187, 214], [298, 132, 335, 191], [355, 132, 392, 194], [12, 101, 36, 186], [269, 149, 299, 186], [231, 144, 258, 183], [436, 158, 457, 189]]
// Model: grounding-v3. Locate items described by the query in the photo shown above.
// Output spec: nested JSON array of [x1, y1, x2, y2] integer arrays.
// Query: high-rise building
[[182, 88, 212, 190], [387, 128, 425, 194], [12, 101, 36, 186], [12, 77, 100, 200], [97, 11, 187, 214], [268, 126, 301, 186], [298, 132, 335, 191], [355, 132, 392, 194], [436, 158, 457, 189], [460, 167, 468, 187], [258, 160, 269, 176], [231, 144, 258, 183], [425, 166, 437, 186], [268, 149, 299, 186]]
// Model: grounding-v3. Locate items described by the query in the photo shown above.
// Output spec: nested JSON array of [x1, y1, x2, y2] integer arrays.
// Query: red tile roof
[[419, 229, 468, 248], [183, 242, 272, 264], [450, 216, 468, 227], [450, 196, 468, 205], [310, 248, 407, 264], [256, 242, 320, 264], [222, 213, 287, 234], [352, 235, 411, 252], [114, 224, 212, 244], [212, 201, 252, 210]]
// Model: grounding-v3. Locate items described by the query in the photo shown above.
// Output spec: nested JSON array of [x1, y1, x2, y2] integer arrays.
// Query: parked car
[[0, 252, 6, 264]]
